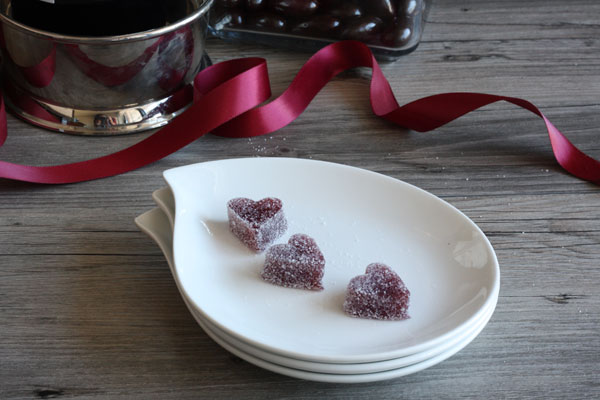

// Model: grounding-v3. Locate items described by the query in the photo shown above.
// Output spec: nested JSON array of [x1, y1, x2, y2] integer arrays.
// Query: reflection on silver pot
[[0, 0, 214, 135]]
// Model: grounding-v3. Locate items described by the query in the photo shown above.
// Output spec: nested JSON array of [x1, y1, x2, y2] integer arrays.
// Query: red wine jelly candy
[[343, 263, 410, 320], [261, 234, 325, 290], [227, 197, 287, 252]]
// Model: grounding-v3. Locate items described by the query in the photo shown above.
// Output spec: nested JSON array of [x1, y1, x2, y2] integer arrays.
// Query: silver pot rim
[[0, 0, 214, 44]]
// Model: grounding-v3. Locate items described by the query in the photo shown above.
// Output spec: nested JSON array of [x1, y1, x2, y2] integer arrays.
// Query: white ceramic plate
[[164, 158, 500, 363], [195, 301, 493, 383], [135, 207, 495, 381], [197, 294, 494, 376], [152, 187, 175, 230], [140, 204, 497, 374]]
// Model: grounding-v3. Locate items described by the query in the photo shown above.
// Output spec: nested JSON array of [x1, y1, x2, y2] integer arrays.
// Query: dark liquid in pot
[[11, 0, 188, 36]]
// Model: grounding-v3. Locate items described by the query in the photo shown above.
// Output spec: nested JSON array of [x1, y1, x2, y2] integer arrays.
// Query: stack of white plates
[[135, 158, 500, 383]]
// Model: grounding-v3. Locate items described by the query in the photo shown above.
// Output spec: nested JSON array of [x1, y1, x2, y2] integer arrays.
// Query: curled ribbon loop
[[0, 40, 598, 185]]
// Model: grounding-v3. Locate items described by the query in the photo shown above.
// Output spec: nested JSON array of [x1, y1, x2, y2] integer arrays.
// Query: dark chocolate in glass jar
[[10, 0, 189, 36], [209, 0, 430, 60]]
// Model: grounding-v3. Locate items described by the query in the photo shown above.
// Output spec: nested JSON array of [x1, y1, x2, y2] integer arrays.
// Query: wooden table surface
[[1, 0, 599, 398]]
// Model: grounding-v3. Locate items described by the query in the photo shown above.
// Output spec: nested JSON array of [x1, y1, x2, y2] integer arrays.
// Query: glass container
[[209, 0, 430, 60]]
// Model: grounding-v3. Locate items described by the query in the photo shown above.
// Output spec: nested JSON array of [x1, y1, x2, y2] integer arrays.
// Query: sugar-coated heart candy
[[261, 234, 325, 290], [227, 197, 287, 252], [343, 263, 410, 320]]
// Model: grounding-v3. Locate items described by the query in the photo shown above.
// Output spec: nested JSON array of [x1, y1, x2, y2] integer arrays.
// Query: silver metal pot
[[0, 0, 213, 135]]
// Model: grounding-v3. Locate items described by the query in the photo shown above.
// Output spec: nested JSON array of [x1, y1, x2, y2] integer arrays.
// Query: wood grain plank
[[1, 0, 599, 398]]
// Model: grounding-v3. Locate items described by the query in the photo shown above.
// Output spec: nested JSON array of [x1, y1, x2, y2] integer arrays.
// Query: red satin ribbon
[[0, 40, 598, 185]]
